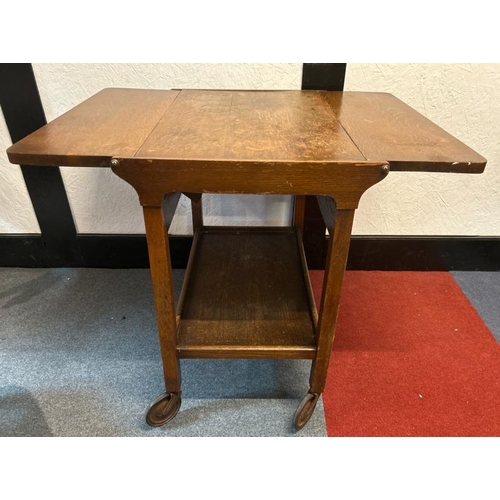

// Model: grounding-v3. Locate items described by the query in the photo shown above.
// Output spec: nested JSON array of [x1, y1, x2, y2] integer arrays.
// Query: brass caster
[[146, 392, 182, 427], [293, 392, 320, 430]]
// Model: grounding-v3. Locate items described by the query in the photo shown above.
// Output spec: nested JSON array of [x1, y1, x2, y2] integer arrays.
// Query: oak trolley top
[[7, 88, 486, 173]]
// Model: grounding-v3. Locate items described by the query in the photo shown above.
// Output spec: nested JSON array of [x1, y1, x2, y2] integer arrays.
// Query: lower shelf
[[176, 227, 317, 359]]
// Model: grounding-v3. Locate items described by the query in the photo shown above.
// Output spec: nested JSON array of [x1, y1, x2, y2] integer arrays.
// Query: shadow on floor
[[0, 270, 63, 309], [0, 386, 53, 437]]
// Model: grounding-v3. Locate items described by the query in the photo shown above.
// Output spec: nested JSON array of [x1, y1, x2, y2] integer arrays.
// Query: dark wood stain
[[183, 192, 203, 230], [113, 158, 389, 209], [8, 88, 486, 173], [177, 227, 316, 358], [309, 209, 355, 393], [5, 87, 487, 429], [143, 206, 181, 393], [136, 90, 365, 161], [7, 88, 180, 167], [322, 92, 486, 173]]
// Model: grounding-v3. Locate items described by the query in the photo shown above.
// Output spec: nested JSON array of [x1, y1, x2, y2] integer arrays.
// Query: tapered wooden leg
[[184, 192, 203, 230], [311, 208, 354, 390], [143, 204, 182, 426], [293, 195, 306, 231], [294, 208, 355, 430]]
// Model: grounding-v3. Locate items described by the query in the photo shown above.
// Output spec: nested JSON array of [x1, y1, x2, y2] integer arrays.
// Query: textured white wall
[[1, 64, 498, 236], [345, 64, 499, 236], [0, 112, 40, 233]]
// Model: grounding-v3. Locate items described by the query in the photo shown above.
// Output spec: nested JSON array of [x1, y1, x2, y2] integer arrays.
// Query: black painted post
[[302, 63, 346, 91], [0, 63, 82, 266]]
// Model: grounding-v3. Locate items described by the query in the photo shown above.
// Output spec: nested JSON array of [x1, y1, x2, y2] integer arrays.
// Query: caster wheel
[[293, 392, 320, 430], [146, 392, 181, 427]]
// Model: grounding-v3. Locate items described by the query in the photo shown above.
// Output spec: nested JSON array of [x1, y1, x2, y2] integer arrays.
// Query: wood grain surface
[[143, 205, 182, 392], [7, 88, 486, 173], [136, 90, 365, 161], [308, 209, 356, 393], [112, 159, 389, 209], [176, 227, 316, 359], [322, 92, 486, 173], [7, 88, 180, 167]]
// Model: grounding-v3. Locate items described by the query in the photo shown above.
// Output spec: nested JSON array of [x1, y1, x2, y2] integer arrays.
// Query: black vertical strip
[[301, 63, 347, 269], [302, 63, 346, 91], [0, 63, 82, 266]]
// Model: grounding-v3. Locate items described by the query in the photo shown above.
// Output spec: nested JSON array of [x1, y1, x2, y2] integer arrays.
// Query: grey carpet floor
[[0, 268, 326, 437], [451, 271, 500, 343], [3, 268, 498, 437]]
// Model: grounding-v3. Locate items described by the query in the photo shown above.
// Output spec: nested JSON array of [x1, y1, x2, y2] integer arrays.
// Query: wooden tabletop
[[7, 88, 486, 173]]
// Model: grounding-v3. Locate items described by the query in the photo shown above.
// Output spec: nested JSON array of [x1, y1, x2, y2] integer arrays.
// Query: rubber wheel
[[293, 392, 320, 430], [146, 392, 181, 427]]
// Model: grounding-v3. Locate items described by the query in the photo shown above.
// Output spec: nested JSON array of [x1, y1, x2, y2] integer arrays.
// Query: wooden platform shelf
[[176, 227, 317, 359]]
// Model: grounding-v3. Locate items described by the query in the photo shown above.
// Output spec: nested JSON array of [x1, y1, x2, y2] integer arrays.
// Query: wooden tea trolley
[[7, 89, 486, 429]]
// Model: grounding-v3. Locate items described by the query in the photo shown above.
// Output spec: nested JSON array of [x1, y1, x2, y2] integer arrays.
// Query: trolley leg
[[143, 203, 182, 426], [184, 192, 203, 231], [294, 208, 355, 430], [293, 195, 306, 231]]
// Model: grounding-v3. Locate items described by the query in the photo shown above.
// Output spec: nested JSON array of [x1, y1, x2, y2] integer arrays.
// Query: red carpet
[[309, 271, 500, 436]]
